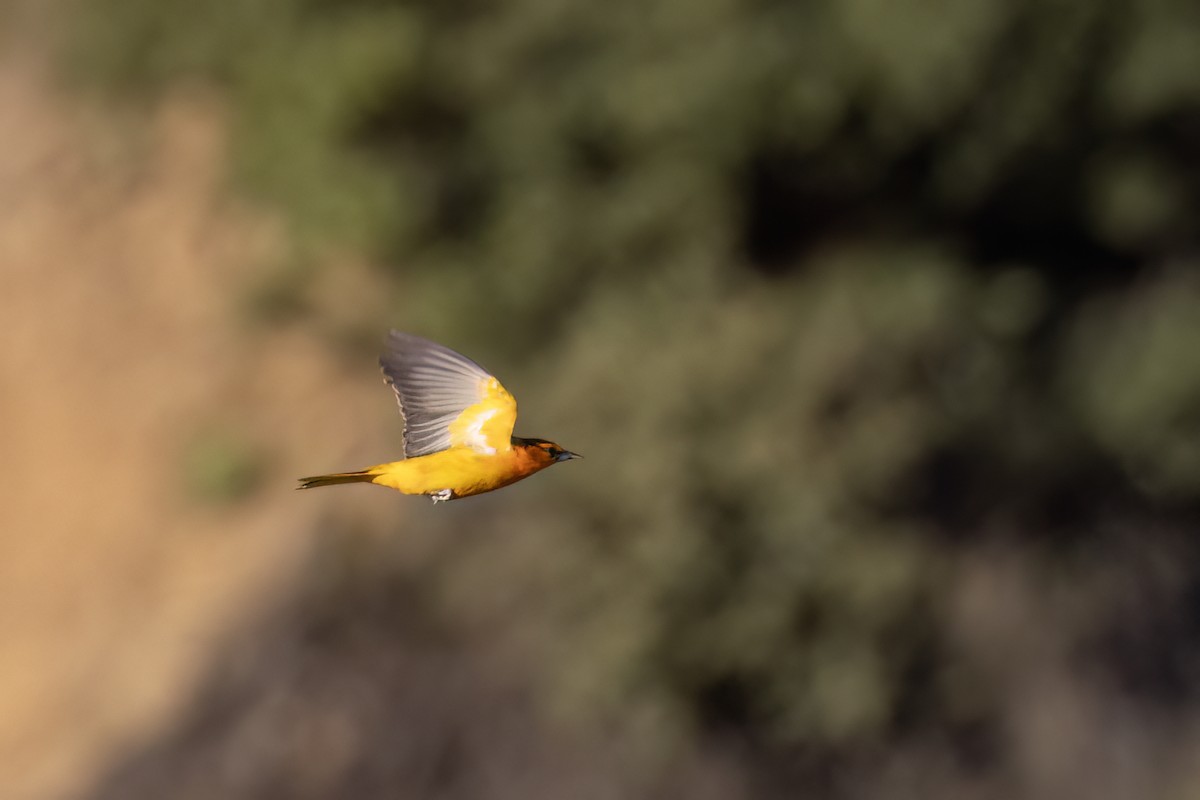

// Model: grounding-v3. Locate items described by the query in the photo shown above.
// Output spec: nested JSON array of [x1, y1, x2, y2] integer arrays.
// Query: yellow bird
[[298, 331, 580, 502]]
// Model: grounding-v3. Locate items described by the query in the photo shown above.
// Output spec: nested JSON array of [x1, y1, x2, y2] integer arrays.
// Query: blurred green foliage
[[182, 425, 266, 504], [71, 0, 1200, 787]]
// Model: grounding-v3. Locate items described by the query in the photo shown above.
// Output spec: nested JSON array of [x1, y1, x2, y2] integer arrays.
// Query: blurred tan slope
[[0, 54, 390, 799]]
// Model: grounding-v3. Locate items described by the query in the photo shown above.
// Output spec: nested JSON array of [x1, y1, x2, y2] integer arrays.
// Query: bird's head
[[513, 437, 582, 466]]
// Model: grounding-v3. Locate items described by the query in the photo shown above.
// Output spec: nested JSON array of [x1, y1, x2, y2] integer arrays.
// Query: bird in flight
[[298, 330, 580, 502]]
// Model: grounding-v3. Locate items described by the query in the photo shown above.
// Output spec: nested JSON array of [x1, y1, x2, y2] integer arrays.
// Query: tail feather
[[296, 470, 375, 490]]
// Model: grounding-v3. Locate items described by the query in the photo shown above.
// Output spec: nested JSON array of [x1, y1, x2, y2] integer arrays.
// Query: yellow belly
[[365, 447, 540, 499]]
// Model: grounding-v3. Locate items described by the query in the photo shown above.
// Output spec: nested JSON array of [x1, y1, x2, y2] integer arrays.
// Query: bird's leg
[[429, 489, 453, 503]]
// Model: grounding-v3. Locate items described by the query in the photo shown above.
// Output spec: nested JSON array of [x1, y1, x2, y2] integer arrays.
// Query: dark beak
[[556, 450, 582, 462]]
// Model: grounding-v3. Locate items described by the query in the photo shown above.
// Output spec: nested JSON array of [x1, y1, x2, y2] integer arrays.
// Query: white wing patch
[[460, 407, 499, 455]]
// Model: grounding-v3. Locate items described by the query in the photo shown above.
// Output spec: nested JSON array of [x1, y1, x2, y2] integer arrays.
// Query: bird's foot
[[429, 489, 453, 503]]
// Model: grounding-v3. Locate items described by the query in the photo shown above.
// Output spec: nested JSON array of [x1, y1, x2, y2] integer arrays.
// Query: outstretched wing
[[380, 331, 517, 458]]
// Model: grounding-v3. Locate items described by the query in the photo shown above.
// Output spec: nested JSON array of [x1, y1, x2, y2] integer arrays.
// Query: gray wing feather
[[379, 330, 493, 458]]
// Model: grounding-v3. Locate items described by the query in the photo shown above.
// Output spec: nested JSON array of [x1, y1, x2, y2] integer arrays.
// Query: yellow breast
[[365, 446, 547, 499]]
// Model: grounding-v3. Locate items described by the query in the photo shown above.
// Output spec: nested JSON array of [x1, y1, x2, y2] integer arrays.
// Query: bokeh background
[[2, 0, 1199, 797]]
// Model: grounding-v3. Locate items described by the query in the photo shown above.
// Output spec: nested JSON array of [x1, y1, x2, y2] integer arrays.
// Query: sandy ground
[[0, 50, 400, 799]]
